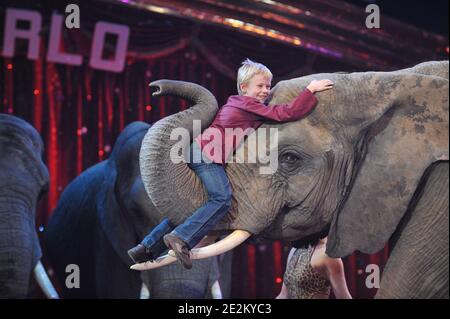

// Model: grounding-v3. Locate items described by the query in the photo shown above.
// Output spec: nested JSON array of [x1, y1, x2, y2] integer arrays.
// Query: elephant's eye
[[280, 152, 302, 171]]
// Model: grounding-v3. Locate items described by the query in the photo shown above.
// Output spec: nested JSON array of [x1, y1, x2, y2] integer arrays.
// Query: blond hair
[[237, 58, 273, 95]]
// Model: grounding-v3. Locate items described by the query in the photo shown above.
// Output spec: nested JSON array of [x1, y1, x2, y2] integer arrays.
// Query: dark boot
[[163, 233, 192, 269], [128, 244, 153, 264], [128, 218, 173, 263]]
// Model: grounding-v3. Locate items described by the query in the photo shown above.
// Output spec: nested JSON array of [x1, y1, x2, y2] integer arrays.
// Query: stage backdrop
[[0, 0, 411, 298]]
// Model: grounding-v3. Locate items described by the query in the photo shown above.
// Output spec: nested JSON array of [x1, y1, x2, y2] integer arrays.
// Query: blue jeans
[[140, 142, 231, 254], [140, 218, 173, 259], [172, 142, 232, 249]]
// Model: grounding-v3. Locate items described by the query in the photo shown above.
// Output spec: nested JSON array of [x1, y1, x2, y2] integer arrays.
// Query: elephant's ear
[[327, 73, 449, 257]]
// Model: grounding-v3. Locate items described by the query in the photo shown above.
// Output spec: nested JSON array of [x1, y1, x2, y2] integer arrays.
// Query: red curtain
[[0, 1, 391, 298]]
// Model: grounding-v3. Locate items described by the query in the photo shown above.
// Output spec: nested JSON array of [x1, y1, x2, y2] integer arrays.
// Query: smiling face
[[240, 73, 272, 103]]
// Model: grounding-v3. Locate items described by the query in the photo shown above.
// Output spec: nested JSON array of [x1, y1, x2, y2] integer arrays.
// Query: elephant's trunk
[[0, 195, 58, 298], [0, 197, 40, 298], [140, 80, 218, 224]]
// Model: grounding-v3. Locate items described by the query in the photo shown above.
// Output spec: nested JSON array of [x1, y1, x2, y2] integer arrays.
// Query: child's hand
[[306, 79, 334, 93]]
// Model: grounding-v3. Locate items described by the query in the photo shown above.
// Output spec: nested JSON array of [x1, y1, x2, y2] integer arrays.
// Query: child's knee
[[211, 189, 232, 209], [222, 188, 232, 209]]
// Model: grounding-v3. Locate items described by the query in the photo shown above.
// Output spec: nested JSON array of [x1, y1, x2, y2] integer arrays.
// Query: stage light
[[77, 127, 88, 136], [146, 105, 152, 111], [33, 89, 40, 95]]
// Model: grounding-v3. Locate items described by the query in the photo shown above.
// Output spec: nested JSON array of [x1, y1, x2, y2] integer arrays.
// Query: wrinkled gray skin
[[0, 114, 49, 298], [140, 61, 449, 298], [45, 121, 229, 298]]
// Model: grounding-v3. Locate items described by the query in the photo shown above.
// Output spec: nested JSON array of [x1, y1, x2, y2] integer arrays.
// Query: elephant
[[136, 61, 448, 298], [44, 121, 230, 298], [0, 114, 57, 298]]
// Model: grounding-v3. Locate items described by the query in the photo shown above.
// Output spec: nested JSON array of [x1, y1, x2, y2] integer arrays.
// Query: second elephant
[[44, 121, 230, 298]]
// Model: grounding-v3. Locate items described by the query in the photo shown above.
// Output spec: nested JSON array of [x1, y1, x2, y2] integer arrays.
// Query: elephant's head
[[0, 114, 57, 298], [138, 61, 448, 269], [261, 61, 449, 257]]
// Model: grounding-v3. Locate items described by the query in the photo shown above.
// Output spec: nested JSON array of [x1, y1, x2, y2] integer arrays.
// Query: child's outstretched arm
[[306, 79, 334, 93], [242, 79, 334, 122]]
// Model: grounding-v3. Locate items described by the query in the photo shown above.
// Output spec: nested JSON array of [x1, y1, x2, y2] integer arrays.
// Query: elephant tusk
[[33, 261, 59, 299], [167, 234, 219, 258], [211, 280, 223, 299], [190, 229, 251, 259], [130, 230, 251, 271], [140, 282, 150, 299], [130, 254, 177, 270]]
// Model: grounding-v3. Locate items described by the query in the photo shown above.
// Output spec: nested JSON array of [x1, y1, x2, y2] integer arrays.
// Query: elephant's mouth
[[279, 225, 311, 242], [261, 202, 319, 241]]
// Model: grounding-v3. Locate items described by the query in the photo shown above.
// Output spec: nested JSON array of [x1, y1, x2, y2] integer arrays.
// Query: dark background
[[343, 0, 448, 36]]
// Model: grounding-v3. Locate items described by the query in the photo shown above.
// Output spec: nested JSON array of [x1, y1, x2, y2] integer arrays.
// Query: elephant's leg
[[93, 228, 142, 298], [376, 162, 449, 299], [216, 250, 233, 298]]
